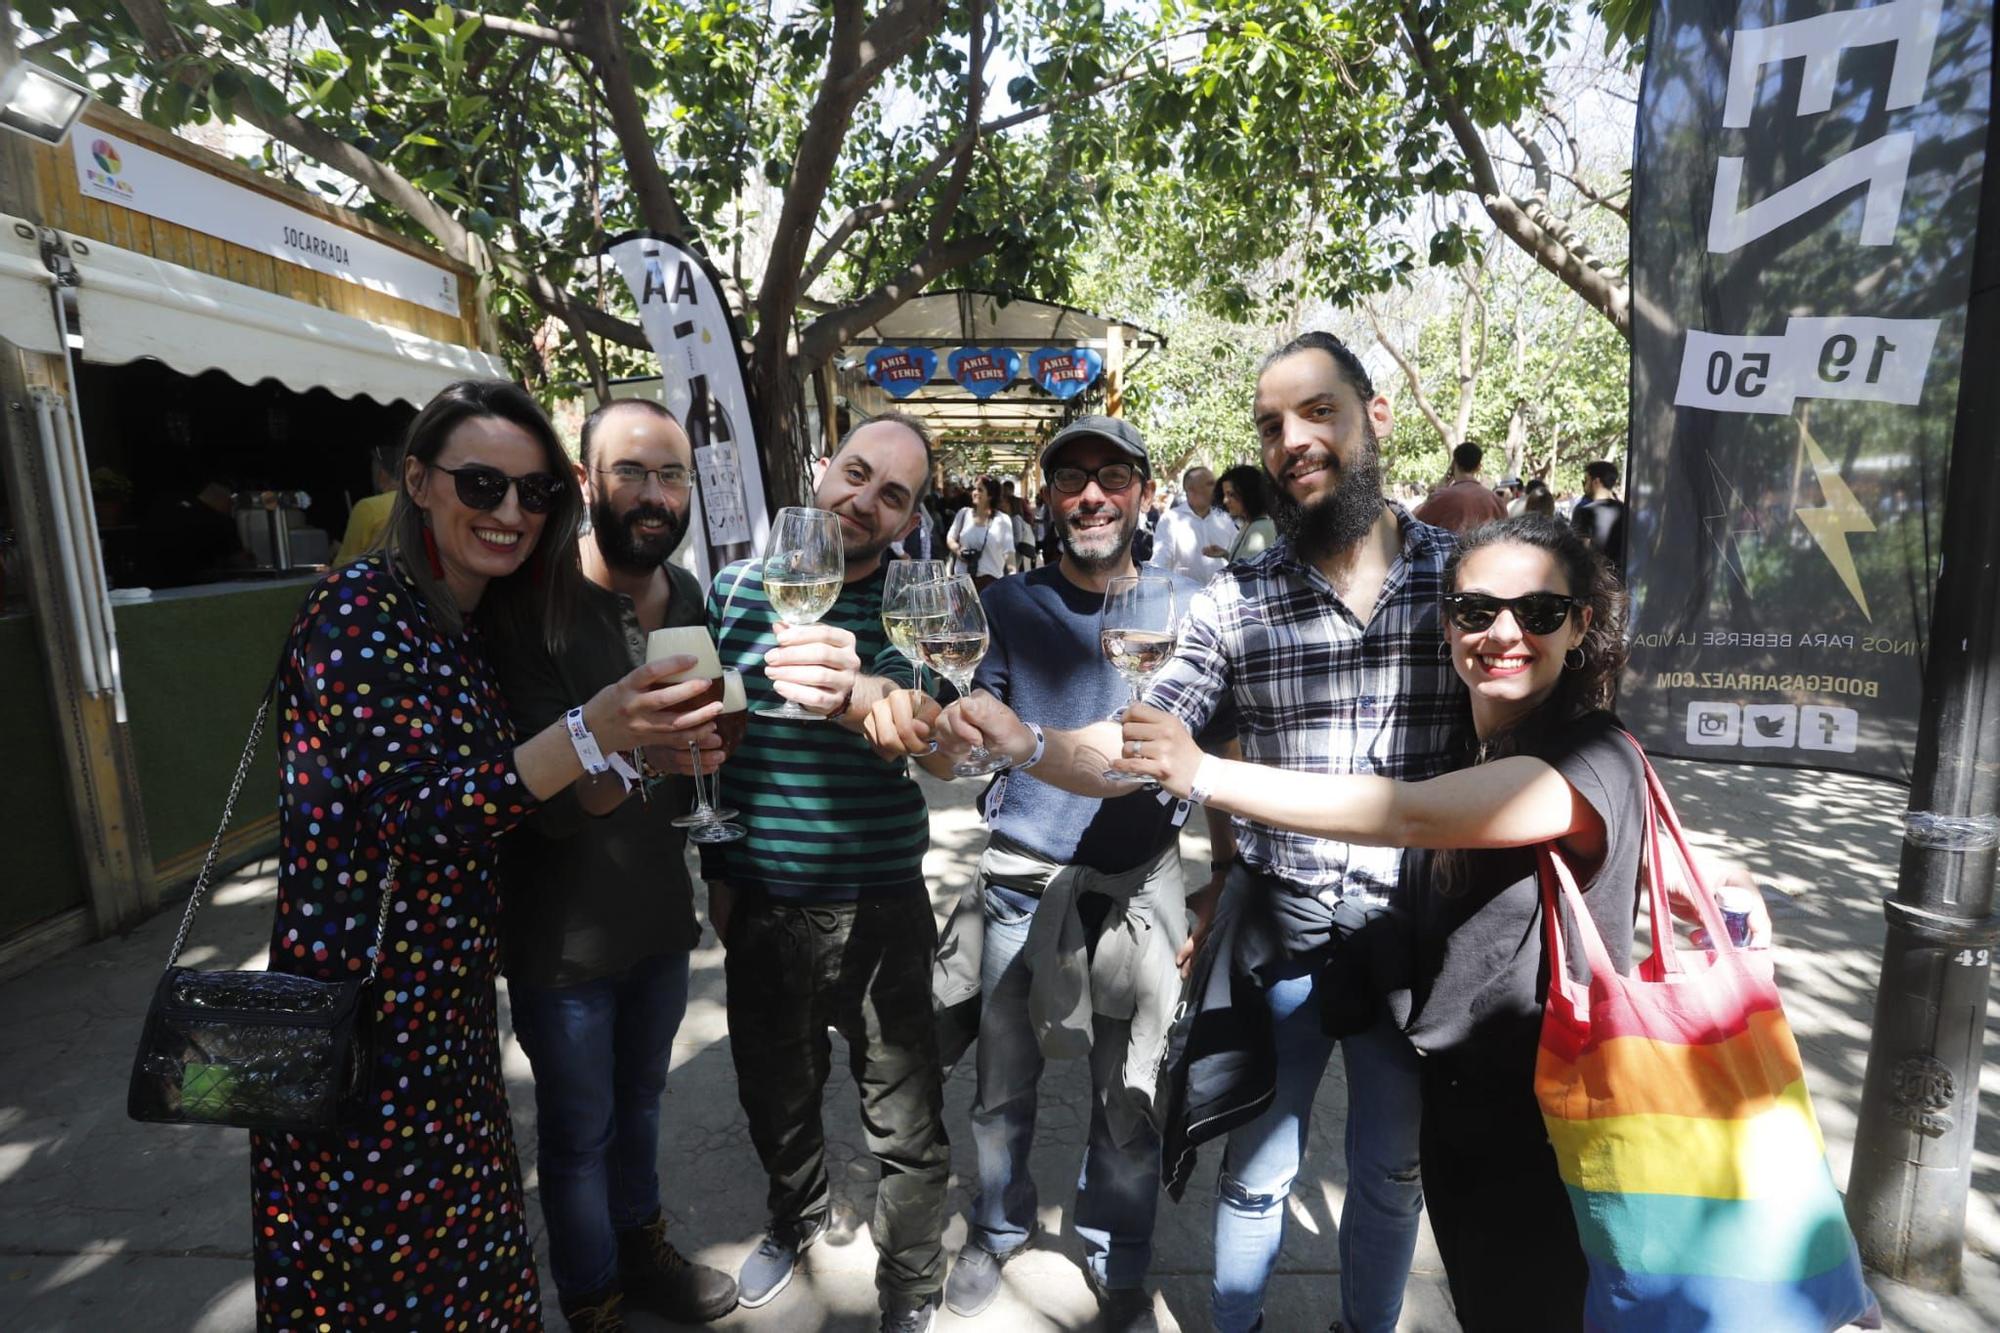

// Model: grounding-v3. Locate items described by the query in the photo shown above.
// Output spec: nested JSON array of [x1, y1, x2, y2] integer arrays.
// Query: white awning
[[0, 218, 64, 355], [1, 213, 505, 405]]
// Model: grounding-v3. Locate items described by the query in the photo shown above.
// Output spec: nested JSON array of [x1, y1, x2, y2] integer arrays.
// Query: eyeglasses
[[597, 463, 692, 493], [1049, 462, 1140, 494], [434, 464, 564, 514], [1441, 591, 1582, 635]]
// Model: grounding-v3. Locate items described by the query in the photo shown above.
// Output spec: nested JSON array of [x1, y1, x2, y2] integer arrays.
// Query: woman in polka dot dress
[[251, 381, 726, 1331]]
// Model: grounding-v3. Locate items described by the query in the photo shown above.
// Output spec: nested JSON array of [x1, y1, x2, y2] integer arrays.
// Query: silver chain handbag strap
[[164, 683, 397, 981]]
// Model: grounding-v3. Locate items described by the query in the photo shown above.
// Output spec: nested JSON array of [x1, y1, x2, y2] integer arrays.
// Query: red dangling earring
[[421, 523, 445, 578]]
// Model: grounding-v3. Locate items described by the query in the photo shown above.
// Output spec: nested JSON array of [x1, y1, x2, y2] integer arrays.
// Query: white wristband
[[564, 706, 611, 775], [1018, 723, 1047, 771], [1189, 753, 1222, 806]]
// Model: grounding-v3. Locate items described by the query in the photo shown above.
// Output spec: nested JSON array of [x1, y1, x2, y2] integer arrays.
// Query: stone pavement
[[0, 760, 1995, 1332]]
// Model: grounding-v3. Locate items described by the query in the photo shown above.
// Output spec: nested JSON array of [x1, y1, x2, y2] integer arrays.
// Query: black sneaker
[[615, 1212, 738, 1322], [943, 1242, 1010, 1317], [558, 1287, 628, 1333], [735, 1217, 824, 1309], [879, 1290, 941, 1333], [1086, 1270, 1160, 1333]]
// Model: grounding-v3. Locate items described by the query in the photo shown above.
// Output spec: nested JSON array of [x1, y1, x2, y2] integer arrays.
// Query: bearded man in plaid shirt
[[934, 331, 1469, 1333]]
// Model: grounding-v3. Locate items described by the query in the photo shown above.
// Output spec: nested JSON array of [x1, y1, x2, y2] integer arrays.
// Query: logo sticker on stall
[[948, 347, 1019, 399], [866, 347, 938, 399], [1030, 347, 1102, 399]]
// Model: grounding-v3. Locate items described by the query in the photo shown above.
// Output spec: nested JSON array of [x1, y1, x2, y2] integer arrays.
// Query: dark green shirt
[[493, 562, 705, 986], [699, 560, 928, 901]]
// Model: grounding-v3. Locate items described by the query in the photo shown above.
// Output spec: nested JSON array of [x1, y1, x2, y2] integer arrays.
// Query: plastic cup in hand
[[1099, 573, 1178, 784], [917, 575, 1009, 777], [758, 506, 845, 721]]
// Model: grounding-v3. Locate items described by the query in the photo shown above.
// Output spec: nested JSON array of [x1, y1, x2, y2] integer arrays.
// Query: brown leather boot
[[616, 1212, 739, 1323]]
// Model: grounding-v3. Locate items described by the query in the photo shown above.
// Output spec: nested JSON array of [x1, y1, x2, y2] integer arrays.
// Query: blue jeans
[[508, 951, 692, 1305], [969, 884, 1161, 1290], [1210, 966, 1424, 1333]]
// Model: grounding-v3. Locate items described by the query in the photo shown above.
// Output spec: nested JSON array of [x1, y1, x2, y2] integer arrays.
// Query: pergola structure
[[827, 288, 1164, 477]]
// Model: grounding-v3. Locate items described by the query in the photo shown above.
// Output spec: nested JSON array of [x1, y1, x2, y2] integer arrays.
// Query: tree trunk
[[754, 353, 815, 507]]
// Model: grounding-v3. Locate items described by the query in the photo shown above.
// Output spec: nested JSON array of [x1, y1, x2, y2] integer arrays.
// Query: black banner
[[1626, 0, 1992, 781]]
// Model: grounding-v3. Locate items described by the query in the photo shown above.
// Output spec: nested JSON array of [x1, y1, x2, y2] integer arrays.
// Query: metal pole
[[1845, 49, 2000, 1286]]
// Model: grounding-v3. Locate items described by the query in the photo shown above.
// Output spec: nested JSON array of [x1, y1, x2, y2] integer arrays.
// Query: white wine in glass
[[918, 575, 1009, 777], [757, 506, 845, 720], [1099, 573, 1178, 784], [882, 561, 947, 753]]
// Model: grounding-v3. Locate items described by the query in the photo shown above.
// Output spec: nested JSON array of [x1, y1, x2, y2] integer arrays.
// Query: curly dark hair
[[1216, 464, 1268, 520], [1444, 513, 1627, 738]]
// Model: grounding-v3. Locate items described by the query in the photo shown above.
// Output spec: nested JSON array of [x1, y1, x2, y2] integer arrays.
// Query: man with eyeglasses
[[930, 335, 1470, 1333], [865, 415, 1233, 1333], [489, 397, 738, 1331]]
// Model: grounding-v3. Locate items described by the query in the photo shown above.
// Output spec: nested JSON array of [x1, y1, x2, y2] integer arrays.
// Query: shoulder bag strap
[[164, 670, 398, 981]]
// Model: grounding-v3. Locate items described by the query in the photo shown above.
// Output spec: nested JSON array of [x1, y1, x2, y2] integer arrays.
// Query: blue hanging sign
[[948, 347, 1020, 399], [1030, 347, 1102, 399], [866, 346, 938, 399]]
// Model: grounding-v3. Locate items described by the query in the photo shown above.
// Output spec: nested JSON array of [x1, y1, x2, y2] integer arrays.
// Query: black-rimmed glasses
[[434, 464, 564, 514], [596, 463, 692, 493], [1049, 462, 1140, 494], [1441, 591, 1582, 635]]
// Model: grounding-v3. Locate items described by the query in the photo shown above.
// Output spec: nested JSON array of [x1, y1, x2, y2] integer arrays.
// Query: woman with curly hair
[[1114, 515, 1768, 1328]]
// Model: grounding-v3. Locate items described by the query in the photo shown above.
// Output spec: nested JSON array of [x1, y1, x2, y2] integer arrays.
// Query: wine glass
[[919, 574, 1009, 777], [757, 506, 844, 720], [672, 669, 748, 843], [1099, 573, 1179, 783], [882, 560, 946, 752]]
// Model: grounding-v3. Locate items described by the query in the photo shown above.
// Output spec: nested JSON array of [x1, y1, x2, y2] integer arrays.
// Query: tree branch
[[575, 0, 699, 244], [1365, 305, 1452, 447], [796, 231, 1000, 370], [118, 0, 648, 356], [925, 0, 985, 251], [1396, 6, 1630, 338], [457, 8, 578, 50]]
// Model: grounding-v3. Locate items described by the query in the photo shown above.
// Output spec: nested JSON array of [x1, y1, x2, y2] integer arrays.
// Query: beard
[[1268, 422, 1386, 561], [1059, 501, 1138, 573], [591, 493, 689, 573]]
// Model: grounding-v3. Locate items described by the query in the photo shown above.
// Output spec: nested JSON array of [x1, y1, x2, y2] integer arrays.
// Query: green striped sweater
[[699, 559, 929, 900]]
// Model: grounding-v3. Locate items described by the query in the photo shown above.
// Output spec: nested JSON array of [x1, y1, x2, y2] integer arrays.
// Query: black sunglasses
[[435, 464, 564, 514], [1442, 591, 1582, 635], [1049, 462, 1140, 494]]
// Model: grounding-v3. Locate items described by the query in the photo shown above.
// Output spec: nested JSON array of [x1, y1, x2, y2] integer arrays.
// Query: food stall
[[0, 102, 506, 967]]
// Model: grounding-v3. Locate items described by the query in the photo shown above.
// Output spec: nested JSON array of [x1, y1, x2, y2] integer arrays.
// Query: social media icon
[[1798, 705, 1859, 753], [1686, 702, 1741, 746], [1742, 705, 1797, 748]]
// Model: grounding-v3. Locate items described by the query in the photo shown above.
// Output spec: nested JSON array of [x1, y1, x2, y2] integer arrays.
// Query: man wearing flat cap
[[865, 415, 1233, 1333]]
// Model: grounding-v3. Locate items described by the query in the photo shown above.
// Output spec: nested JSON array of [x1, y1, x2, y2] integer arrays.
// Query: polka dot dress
[[251, 556, 542, 1330]]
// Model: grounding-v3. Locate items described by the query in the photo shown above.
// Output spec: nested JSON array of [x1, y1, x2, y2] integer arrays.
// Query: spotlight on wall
[[0, 63, 90, 146]]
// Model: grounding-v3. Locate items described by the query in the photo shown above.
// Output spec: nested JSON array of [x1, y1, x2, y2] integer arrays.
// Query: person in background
[[1572, 459, 1628, 577], [705, 415, 953, 1333], [1522, 478, 1555, 519], [1412, 441, 1507, 535], [490, 398, 738, 1332], [949, 476, 1017, 589], [1006, 491, 1037, 571], [251, 379, 724, 1330], [141, 476, 250, 586], [1499, 476, 1527, 516], [1217, 464, 1275, 563], [333, 442, 400, 565], [1147, 465, 1238, 583]]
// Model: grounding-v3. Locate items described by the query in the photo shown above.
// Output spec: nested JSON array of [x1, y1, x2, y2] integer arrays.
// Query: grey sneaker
[[944, 1243, 1012, 1317], [879, 1290, 941, 1333], [735, 1217, 823, 1309]]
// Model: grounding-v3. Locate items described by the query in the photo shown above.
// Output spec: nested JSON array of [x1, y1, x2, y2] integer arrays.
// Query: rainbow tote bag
[[1534, 742, 1876, 1331]]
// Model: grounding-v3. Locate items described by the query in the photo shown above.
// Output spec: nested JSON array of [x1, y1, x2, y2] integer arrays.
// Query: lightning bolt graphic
[[1794, 420, 1875, 621]]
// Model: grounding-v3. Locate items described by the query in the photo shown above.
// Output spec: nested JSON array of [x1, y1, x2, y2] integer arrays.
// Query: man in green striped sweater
[[701, 414, 951, 1333]]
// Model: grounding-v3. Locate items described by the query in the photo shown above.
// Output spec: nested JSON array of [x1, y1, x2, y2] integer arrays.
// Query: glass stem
[[687, 740, 712, 819]]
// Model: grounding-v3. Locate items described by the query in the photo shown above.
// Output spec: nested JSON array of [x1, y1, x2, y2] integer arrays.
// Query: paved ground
[[0, 759, 1995, 1332]]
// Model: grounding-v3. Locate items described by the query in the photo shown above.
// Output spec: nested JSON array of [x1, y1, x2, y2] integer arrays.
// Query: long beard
[[1268, 423, 1386, 561], [591, 494, 689, 573]]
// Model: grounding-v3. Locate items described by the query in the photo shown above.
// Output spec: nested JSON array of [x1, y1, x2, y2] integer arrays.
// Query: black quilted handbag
[[127, 689, 394, 1132]]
